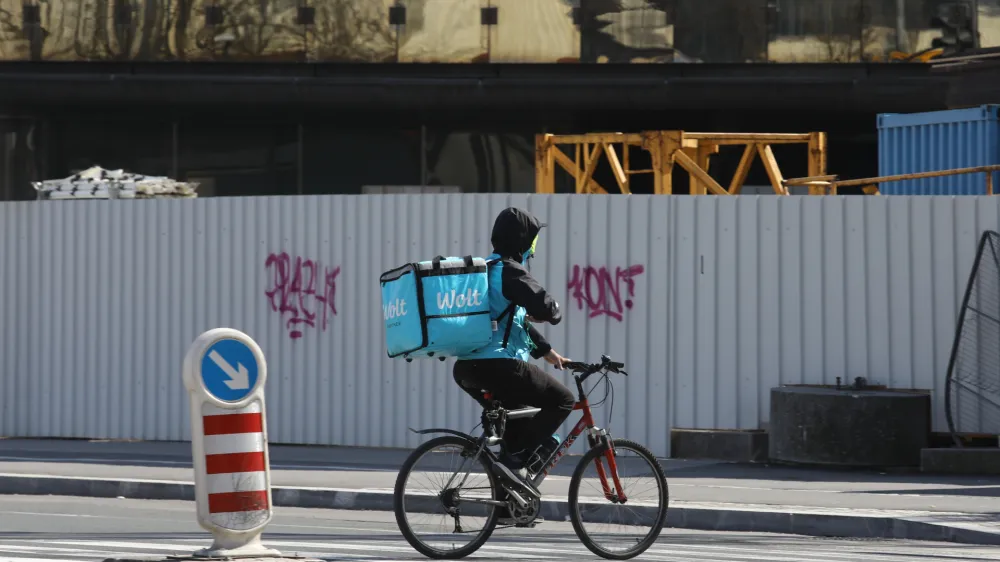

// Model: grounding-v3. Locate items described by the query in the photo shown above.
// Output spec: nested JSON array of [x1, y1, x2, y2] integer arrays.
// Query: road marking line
[[0, 473, 193, 485], [650, 541, 1000, 561], [0, 544, 115, 554], [0, 457, 384, 471], [0, 556, 92, 562], [24, 540, 192, 552], [640, 547, 940, 562], [262, 540, 558, 559], [1, 512, 405, 533], [1, 511, 91, 518]]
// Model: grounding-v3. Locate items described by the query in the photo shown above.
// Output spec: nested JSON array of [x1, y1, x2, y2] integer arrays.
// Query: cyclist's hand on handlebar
[[543, 349, 569, 370]]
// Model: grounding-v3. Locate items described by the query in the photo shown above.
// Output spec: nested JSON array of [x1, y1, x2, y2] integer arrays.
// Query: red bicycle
[[393, 355, 670, 560]]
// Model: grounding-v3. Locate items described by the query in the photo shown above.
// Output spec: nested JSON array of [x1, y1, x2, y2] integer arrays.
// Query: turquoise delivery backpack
[[380, 255, 513, 362]]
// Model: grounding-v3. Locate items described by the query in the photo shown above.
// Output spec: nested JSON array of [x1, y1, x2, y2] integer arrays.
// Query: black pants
[[453, 358, 576, 456]]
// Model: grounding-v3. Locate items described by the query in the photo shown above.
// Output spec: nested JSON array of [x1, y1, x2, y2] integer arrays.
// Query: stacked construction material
[[32, 166, 199, 200]]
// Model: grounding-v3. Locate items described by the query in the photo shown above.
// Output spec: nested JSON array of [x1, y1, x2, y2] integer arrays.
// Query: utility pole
[[896, 0, 910, 53]]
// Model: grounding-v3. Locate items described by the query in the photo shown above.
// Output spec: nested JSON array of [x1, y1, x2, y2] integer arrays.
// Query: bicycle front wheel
[[568, 438, 669, 560], [393, 435, 502, 559]]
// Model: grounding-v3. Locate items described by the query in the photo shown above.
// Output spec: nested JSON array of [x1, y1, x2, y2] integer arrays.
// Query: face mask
[[522, 234, 539, 262]]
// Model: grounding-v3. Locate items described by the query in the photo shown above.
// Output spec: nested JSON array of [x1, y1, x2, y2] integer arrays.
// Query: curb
[[2, 473, 998, 546]]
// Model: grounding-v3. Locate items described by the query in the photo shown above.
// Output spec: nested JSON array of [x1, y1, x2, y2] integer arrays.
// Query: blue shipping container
[[877, 105, 1000, 196]]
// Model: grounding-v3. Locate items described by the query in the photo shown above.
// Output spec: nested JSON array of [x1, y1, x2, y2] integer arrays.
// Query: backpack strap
[[497, 302, 516, 348], [487, 257, 517, 349]]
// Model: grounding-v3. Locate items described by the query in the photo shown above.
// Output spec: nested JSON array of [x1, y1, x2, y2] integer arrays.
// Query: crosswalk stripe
[[22, 540, 190, 553], [0, 558, 90, 562], [0, 546, 106, 555], [0, 549, 949, 562], [0, 546, 157, 559], [258, 538, 841, 562], [3, 537, 996, 562], [464, 542, 797, 562], [0, 541, 857, 562], [646, 546, 1000, 562], [21, 540, 447, 556], [263, 540, 559, 559], [649, 542, 948, 562], [6, 539, 562, 561], [641, 550, 821, 562]]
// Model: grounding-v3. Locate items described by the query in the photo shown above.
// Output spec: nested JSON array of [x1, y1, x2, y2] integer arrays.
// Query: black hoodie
[[491, 207, 544, 260], [490, 208, 562, 358]]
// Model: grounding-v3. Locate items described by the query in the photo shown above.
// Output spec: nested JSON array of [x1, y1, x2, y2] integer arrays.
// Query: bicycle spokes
[[398, 442, 497, 552], [571, 440, 668, 558]]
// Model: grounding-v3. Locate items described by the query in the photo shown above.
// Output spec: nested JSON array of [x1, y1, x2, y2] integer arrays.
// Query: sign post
[[182, 327, 283, 558]]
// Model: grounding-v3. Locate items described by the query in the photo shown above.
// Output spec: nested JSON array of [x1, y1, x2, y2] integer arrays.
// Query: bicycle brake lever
[[620, 369, 629, 377]]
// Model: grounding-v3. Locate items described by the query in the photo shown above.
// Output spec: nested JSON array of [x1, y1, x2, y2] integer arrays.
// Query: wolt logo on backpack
[[436, 289, 483, 309], [384, 298, 408, 320], [379, 256, 494, 360]]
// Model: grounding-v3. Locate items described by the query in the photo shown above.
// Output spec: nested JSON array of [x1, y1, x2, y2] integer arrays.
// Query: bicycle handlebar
[[564, 354, 628, 378]]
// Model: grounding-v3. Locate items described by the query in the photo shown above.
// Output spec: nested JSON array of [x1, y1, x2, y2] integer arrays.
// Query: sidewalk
[[1, 438, 999, 545]]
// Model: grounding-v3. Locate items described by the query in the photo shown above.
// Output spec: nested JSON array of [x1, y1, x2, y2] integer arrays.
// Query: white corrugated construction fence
[[1, 194, 997, 458]]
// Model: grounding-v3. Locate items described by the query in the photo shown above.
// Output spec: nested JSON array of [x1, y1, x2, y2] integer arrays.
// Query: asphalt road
[[2, 495, 1000, 562]]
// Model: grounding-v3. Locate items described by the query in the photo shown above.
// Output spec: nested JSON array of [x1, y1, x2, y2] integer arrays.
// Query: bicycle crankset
[[503, 496, 540, 528]]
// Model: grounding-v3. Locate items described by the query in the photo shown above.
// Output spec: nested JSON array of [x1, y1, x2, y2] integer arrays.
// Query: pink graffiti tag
[[567, 264, 645, 322], [264, 252, 341, 339]]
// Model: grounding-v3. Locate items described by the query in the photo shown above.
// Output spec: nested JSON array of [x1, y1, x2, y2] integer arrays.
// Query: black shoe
[[498, 449, 531, 478], [492, 452, 541, 500]]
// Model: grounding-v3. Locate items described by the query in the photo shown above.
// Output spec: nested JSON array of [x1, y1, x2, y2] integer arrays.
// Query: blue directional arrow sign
[[200, 338, 259, 403]]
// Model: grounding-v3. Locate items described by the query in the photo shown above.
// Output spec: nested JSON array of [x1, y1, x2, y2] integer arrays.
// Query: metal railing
[[784, 165, 1000, 195]]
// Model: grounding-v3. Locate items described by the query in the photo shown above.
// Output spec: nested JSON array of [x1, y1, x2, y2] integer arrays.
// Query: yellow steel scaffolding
[[535, 131, 828, 195]]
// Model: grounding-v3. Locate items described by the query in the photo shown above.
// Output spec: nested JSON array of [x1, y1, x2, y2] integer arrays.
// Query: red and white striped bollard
[[183, 328, 282, 558]]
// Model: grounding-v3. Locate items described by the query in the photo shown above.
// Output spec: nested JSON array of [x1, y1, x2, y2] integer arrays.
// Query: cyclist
[[453, 207, 575, 487]]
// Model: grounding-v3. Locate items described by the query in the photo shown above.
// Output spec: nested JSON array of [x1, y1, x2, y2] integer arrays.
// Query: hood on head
[[491, 207, 545, 261]]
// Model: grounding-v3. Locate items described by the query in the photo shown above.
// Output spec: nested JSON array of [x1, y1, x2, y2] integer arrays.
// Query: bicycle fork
[[588, 430, 628, 504]]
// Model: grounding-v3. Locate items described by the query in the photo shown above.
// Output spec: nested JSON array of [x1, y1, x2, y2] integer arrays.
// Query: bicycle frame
[[410, 364, 629, 509], [526, 372, 627, 502], [396, 355, 666, 560]]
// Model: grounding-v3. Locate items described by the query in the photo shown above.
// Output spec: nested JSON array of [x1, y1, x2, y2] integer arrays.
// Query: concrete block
[[769, 386, 931, 468], [671, 429, 769, 462], [921, 448, 1000, 475]]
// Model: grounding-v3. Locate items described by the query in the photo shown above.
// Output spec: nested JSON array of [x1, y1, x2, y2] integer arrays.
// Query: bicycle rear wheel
[[567, 438, 669, 560], [394, 435, 501, 559]]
